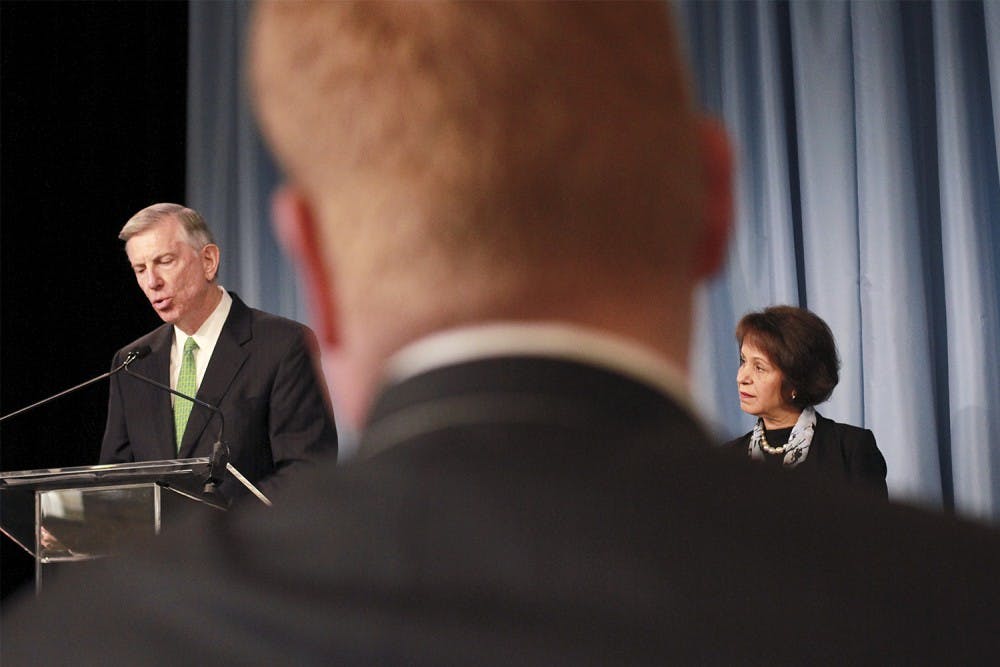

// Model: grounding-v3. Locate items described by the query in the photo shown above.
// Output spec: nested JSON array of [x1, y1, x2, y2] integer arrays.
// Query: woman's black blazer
[[725, 412, 888, 500]]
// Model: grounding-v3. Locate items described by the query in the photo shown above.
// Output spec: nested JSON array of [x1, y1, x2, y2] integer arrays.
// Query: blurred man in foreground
[[3, 3, 998, 663]]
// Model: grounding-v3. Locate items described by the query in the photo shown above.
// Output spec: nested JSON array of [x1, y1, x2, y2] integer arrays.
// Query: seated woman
[[726, 305, 888, 499]]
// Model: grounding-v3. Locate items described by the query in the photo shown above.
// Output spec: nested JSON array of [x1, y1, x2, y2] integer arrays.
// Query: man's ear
[[693, 116, 733, 279], [271, 185, 339, 347], [201, 243, 221, 281]]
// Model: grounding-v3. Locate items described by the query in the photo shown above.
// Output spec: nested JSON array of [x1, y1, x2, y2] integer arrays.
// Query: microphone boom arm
[[0, 351, 140, 423], [2, 346, 270, 506], [123, 357, 273, 506], [122, 359, 225, 447]]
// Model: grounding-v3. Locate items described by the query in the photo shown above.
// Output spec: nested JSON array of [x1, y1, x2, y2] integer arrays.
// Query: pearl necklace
[[760, 430, 787, 455]]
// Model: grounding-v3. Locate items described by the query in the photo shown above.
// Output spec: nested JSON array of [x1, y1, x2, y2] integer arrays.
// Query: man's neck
[[336, 280, 695, 430], [176, 285, 224, 336]]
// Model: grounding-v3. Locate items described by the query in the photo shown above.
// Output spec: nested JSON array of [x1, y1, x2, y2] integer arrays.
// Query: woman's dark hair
[[735, 305, 840, 409]]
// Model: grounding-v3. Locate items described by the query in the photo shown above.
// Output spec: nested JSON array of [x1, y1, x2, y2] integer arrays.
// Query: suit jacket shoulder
[[224, 295, 315, 346], [811, 412, 888, 498]]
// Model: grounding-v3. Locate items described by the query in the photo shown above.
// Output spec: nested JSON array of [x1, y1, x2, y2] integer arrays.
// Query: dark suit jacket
[[4, 356, 999, 664], [99, 292, 337, 499], [724, 412, 889, 499]]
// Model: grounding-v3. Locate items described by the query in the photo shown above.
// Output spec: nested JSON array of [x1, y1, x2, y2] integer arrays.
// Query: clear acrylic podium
[[0, 458, 227, 593]]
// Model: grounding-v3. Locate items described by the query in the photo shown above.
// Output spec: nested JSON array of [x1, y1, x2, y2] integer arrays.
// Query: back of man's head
[[255, 3, 721, 327]]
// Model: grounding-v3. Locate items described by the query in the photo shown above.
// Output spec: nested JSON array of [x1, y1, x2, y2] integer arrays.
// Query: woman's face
[[737, 341, 799, 427]]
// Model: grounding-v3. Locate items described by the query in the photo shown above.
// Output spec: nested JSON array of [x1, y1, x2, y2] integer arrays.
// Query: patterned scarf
[[748, 406, 817, 468]]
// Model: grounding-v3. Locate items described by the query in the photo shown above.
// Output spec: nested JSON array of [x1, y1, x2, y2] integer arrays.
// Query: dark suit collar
[[217, 291, 253, 345], [139, 290, 250, 373], [359, 356, 700, 461]]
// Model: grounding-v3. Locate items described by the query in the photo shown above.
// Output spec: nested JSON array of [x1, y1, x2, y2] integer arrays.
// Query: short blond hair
[[251, 2, 703, 328], [120, 202, 215, 249]]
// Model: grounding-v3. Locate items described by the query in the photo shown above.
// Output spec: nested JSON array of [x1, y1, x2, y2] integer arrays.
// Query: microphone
[[0, 347, 154, 423], [125, 345, 152, 364]]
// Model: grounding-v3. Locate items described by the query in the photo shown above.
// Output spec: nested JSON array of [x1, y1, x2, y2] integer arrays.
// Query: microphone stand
[[122, 359, 272, 507], [0, 347, 271, 507], [0, 350, 141, 423], [123, 361, 226, 450]]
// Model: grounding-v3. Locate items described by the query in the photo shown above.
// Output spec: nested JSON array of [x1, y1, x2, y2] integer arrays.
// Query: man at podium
[[99, 203, 338, 499]]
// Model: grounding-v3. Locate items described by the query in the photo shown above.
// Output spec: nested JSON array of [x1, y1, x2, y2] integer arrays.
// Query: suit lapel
[[142, 326, 179, 461], [179, 294, 251, 457]]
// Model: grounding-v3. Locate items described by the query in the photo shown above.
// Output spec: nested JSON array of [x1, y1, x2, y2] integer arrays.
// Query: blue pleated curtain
[[188, 1, 999, 522], [186, 1, 304, 323], [678, 1, 999, 521]]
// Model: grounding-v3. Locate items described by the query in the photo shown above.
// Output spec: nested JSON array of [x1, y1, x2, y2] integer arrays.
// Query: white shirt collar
[[170, 287, 232, 389], [385, 321, 696, 416]]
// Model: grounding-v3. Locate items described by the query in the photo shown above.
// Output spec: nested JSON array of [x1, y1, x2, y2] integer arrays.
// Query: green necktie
[[174, 337, 199, 451]]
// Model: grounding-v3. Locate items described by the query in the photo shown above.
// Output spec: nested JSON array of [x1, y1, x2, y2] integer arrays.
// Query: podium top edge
[[0, 458, 212, 483]]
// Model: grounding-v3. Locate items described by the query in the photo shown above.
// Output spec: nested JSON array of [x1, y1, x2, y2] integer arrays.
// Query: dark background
[[1, 1, 188, 598]]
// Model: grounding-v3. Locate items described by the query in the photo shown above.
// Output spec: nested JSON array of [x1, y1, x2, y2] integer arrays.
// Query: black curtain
[[1, 1, 188, 599]]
